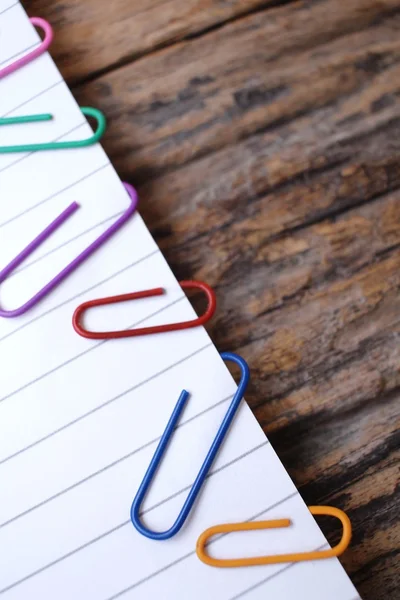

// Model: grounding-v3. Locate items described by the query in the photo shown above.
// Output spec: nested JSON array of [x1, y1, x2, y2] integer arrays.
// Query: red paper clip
[[72, 280, 216, 339]]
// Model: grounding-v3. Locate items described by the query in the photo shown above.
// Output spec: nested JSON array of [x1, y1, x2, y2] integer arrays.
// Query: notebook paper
[[0, 3, 361, 599]]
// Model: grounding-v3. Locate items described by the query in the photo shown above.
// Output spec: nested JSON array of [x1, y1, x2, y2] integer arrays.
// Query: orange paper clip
[[72, 280, 216, 339], [196, 506, 351, 568]]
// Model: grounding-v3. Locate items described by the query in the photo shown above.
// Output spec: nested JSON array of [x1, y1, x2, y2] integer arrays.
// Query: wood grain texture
[[29, 0, 400, 598], [29, 0, 287, 83], [72, 0, 400, 179]]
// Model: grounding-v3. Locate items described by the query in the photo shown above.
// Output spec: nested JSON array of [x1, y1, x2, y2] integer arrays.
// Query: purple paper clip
[[0, 17, 53, 80], [0, 183, 138, 318]]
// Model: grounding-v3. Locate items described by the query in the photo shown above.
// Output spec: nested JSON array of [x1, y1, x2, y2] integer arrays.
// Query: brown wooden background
[[29, 1, 400, 598]]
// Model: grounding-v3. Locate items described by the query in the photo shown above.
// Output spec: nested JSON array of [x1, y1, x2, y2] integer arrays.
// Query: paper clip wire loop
[[131, 352, 250, 540], [196, 505, 352, 567], [0, 183, 138, 318], [0, 107, 106, 153], [72, 280, 216, 339], [0, 17, 53, 80]]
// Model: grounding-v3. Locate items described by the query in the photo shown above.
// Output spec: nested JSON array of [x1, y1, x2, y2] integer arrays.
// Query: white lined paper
[[0, 4, 360, 599]]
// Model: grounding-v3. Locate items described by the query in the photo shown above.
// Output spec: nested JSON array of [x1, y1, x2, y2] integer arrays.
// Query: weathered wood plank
[[213, 246, 400, 432], [224, 203, 400, 599], [71, 0, 400, 181], [26, 0, 400, 596], [71, 2, 399, 596], [159, 158, 400, 287], [281, 389, 400, 600], [28, 0, 284, 82]]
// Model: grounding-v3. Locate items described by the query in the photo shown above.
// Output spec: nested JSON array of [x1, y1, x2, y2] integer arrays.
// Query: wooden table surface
[[29, 1, 400, 598]]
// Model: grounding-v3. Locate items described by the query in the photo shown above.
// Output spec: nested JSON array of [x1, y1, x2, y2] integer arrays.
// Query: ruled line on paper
[[0, 161, 110, 230], [142, 441, 269, 516], [0, 247, 160, 345], [229, 542, 330, 600], [1, 369, 228, 526], [0, 442, 268, 594], [0, 339, 212, 465], [11, 210, 124, 276], [1, 80, 109, 230], [4, 444, 268, 592], [110, 550, 196, 600], [0, 2, 19, 18], [2, 79, 64, 118], [0, 3, 43, 67], [106, 490, 299, 600], [0, 39, 40, 68], [0, 118, 89, 177], [0, 283, 187, 405]]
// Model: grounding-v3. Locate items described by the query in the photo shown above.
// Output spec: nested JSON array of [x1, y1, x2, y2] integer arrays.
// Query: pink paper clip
[[0, 17, 53, 80]]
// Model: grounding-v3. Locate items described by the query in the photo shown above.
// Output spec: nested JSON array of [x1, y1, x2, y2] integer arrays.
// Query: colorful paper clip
[[0, 107, 106, 153], [196, 505, 352, 567], [0, 183, 138, 318], [0, 17, 53, 80], [72, 280, 216, 339], [131, 352, 250, 540]]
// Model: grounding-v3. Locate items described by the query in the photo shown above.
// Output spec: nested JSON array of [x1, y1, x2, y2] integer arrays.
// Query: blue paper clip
[[130, 351, 250, 540]]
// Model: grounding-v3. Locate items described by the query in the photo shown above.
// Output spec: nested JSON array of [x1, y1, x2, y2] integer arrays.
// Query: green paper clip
[[0, 106, 106, 153]]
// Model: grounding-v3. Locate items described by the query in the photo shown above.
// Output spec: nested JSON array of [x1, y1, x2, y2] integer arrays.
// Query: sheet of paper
[[0, 3, 361, 599]]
